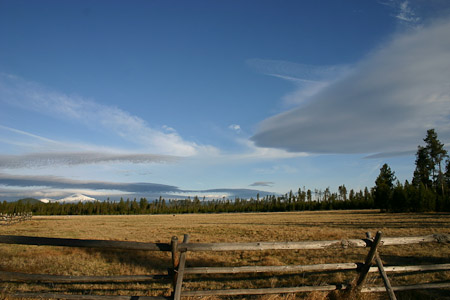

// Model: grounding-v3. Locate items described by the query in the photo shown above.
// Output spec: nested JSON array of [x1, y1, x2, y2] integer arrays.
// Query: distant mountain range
[[8, 189, 274, 203]]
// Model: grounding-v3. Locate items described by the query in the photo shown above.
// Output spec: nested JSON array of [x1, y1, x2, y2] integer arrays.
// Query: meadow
[[0, 210, 449, 299]]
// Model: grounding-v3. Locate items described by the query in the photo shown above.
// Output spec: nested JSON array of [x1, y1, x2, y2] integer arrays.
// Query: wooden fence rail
[[0, 212, 32, 225], [0, 232, 449, 299]]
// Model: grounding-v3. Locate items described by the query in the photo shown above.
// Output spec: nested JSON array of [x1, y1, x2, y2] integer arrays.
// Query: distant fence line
[[0, 212, 32, 226], [0, 232, 449, 300]]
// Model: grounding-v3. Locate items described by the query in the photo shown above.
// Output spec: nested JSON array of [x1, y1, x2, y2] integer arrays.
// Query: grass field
[[0, 210, 449, 299]]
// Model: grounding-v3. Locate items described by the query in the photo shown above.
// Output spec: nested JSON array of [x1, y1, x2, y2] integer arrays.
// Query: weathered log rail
[[0, 212, 32, 225], [0, 232, 449, 299]]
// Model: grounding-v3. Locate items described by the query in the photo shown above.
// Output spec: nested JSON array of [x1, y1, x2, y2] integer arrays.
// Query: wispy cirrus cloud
[[252, 20, 450, 157], [381, 0, 450, 26], [395, 1, 420, 24], [246, 58, 350, 107], [0, 74, 215, 156], [0, 124, 179, 170]]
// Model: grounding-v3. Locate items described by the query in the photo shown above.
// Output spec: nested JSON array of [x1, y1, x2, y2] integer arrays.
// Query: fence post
[[171, 236, 179, 293], [364, 231, 397, 300], [173, 234, 190, 300], [345, 231, 383, 297]]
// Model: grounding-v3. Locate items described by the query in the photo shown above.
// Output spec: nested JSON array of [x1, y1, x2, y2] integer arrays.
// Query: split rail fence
[[0, 232, 449, 299], [0, 212, 32, 226]]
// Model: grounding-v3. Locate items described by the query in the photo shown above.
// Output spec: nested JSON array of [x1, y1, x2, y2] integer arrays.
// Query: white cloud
[[396, 1, 420, 23], [252, 20, 450, 156], [228, 124, 241, 133], [0, 74, 215, 156]]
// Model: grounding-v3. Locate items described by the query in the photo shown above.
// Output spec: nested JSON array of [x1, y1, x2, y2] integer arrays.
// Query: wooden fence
[[0, 232, 449, 299], [0, 212, 32, 226]]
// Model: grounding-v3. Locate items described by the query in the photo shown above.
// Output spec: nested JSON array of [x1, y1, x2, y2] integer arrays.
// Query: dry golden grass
[[0, 210, 449, 299]]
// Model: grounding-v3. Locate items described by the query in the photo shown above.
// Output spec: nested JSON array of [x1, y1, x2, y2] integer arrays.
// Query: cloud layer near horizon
[[0, 173, 271, 200], [252, 20, 450, 156]]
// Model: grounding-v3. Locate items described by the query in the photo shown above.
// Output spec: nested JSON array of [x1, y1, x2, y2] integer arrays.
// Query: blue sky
[[1, 0, 450, 201]]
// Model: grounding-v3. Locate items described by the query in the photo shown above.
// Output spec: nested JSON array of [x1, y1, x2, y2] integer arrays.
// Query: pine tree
[[423, 129, 448, 194], [338, 185, 347, 201], [374, 164, 396, 212], [391, 181, 408, 212], [445, 159, 450, 191], [412, 146, 432, 189]]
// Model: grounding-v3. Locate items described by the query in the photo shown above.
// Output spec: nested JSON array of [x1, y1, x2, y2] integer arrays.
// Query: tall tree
[[374, 163, 396, 212], [446, 159, 450, 190], [412, 146, 432, 189], [391, 181, 408, 212], [444, 159, 450, 210], [423, 129, 448, 194], [338, 185, 347, 201]]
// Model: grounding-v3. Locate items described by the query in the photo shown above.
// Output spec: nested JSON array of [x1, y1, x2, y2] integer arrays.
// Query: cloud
[[395, 1, 420, 23], [253, 165, 298, 175], [364, 150, 416, 159], [231, 138, 308, 160], [0, 173, 273, 201], [0, 152, 178, 169], [0, 124, 59, 145], [252, 20, 450, 156], [0, 125, 180, 169], [249, 181, 275, 187], [195, 189, 273, 199], [246, 59, 350, 107], [0, 74, 213, 156], [246, 59, 349, 82], [381, 0, 450, 26], [0, 173, 179, 193], [229, 124, 241, 133]]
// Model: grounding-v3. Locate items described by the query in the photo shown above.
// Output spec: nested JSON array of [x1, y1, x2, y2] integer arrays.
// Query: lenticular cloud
[[251, 20, 450, 156]]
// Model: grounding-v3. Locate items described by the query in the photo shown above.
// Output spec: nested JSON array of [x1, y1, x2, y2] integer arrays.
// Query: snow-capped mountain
[[56, 194, 98, 203], [39, 198, 54, 203]]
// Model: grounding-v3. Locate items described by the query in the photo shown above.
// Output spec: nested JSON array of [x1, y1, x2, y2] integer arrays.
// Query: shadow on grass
[[78, 247, 173, 274], [381, 254, 450, 265]]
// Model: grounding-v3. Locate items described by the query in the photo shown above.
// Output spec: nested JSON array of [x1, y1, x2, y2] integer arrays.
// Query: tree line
[[1, 129, 449, 215], [0, 188, 375, 215], [374, 129, 450, 212]]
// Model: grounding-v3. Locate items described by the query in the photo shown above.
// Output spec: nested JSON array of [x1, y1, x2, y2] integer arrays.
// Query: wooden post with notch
[[365, 232, 397, 300], [173, 234, 190, 300], [345, 231, 383, 297]]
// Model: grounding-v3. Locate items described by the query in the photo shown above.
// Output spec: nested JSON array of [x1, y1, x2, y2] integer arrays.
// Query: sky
[[1, 0, 450, 201]]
